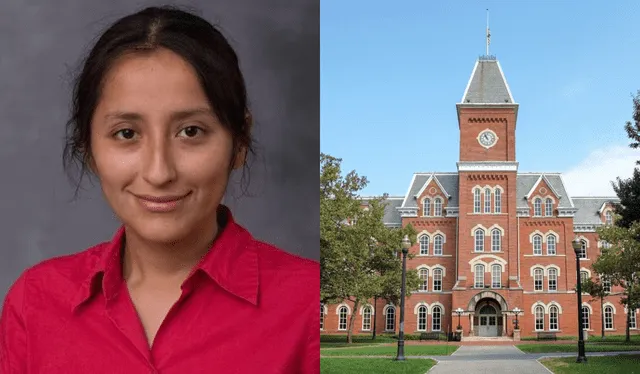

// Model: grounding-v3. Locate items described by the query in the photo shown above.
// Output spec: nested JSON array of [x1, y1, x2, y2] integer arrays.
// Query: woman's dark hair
[[63, 5, 254, 196]]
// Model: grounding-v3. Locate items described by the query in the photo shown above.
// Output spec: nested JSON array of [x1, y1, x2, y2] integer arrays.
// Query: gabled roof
[[400, 173, 459, 209], [360, 196, 404, 227], [460, 57, 515, 104], [572, 197, 620, 224], [525, 174, 563, 200], [515, 173, 573, 209], [413, 173, 452, 200]]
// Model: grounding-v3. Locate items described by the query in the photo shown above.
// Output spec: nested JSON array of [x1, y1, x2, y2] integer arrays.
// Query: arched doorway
[[475, 301, 502, 337]]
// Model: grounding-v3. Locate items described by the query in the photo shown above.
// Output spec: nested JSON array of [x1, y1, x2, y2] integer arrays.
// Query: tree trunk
[[626, 293, 632, 343], [600, 296, 605, 339], [347, 299, 360, 344], [372, 296, 377, 340]]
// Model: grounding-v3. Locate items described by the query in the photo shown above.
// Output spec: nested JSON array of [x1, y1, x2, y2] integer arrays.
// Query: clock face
[[478, 130, 497, 148]]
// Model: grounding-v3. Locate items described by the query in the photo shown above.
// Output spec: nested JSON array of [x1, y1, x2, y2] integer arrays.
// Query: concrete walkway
[[426, 346, 550, 373]]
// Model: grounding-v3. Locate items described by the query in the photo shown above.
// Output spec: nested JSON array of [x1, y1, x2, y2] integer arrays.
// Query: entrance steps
[[461, 336, 513, 342]]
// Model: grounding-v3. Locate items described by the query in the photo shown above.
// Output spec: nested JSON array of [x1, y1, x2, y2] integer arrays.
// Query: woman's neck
[[121, 222, 218, 288]]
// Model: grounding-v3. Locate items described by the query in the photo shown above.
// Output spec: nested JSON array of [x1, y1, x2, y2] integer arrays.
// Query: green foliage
[[320, 153, 419, 342], [623, 90, 640, 164], [611, 168, 640, 229]]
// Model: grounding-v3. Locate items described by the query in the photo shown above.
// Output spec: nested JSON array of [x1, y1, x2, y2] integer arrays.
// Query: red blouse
[[0, 207, 319, 373]]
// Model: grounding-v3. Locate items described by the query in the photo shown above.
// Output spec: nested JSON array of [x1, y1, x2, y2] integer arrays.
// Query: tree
[[320, 153, 419, 343], [611, 168, 640, 230], [623, 90, 640, 164], [594, 222, 640, 342], [580, 277, 609, 339]]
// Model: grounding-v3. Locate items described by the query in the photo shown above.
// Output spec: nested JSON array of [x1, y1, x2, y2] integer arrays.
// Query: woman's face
[[90, 48, 240, 244]]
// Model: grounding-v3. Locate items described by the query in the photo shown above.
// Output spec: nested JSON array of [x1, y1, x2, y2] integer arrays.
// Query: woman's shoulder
[[5, 241, 110, 301], [252, 238, 319, 276]]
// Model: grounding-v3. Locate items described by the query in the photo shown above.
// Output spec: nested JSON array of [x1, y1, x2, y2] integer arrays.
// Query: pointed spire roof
[[460, 56, 515, 104]]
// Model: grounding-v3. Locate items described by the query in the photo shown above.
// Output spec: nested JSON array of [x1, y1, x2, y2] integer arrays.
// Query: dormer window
[[545, 198, 553, 216], [422, 198, 431, 216], [605, 210, 613, 225], [533, 198, 542, 216], [434, 198, 443, 216]]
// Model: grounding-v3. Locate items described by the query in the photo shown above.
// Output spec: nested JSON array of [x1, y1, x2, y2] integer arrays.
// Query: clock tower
[[452, 54, 522, 315]]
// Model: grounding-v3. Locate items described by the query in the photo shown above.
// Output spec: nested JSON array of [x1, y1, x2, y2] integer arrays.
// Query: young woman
[[0, 6, 319, 373]]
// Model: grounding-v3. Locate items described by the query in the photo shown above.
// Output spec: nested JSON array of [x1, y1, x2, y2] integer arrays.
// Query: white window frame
[[419, 268, 429, 291], [545, 198, 553, 216], [385, 306, 396, 331], [423, 198, 431, 216], [431, 306, 442, 331], [419, 235, 429, 255], [433, 269, 443, 292], [417, 305, 428, 331], [605, 210, 613, 225], [474, 229, 485, 252], [604, 306, 614, 330], [548, 268, 558, 292], [533, 235, 542, 255], [474, 189, 481, 213], [535, 305, 544, 331], [362, 306, 372, 331], [491, 229, 501, 252], [434, 235, 443, 255], [630, 309, 637, 329], [549, 306, 559, 331], [546, 235, 556, 255], [579, 240, 587, 259], [582, 306, 590, 330], [484, 188, 491, 213], [534, 268, 543, 291], [474, 264, 485, 288], [491, 264, 501, 288], [534, 198, 542, 216], [338, 306, 348, 331], [494, 188, 502, 213], [434, 198, 442, 217]]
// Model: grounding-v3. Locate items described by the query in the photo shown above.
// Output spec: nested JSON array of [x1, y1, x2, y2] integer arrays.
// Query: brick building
[[322, 55, 639, 339]]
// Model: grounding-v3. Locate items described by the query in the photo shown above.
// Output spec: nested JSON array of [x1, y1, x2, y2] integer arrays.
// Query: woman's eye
[[114, 129, 137, 140], [178, 126, 203, 138]]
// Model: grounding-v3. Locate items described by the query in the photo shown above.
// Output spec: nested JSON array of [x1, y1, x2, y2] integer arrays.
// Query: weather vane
[[486, 8, 491, 56]]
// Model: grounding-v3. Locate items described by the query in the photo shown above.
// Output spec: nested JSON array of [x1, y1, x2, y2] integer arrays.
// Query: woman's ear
[[232, 111, 253, 170]]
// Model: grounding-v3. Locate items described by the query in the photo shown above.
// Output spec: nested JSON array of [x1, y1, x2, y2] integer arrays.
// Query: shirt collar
[[71, 205, 259, 312]]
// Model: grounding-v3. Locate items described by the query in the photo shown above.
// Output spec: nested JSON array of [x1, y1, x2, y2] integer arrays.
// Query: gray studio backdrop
[[0, 0, 319, 299]]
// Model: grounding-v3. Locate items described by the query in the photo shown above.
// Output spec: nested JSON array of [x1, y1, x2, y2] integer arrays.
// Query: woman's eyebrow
[[103, 107, 213, 122]]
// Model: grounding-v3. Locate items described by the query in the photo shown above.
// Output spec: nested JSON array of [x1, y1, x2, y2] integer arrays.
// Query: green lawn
[[516, 343, 640, 353], [320, 342, 387, 348], [539, 355, 640, 374], [321, 358, 437, 374], [321, 344, 458, 356]]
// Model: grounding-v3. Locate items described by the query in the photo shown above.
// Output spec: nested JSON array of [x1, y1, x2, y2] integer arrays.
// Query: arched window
[[432, 306, 442, 331], [548, 268, 558, 291], [605, 210, 613, 225], [474, 264, 485, 288], [419, 235, 429, 255], [419, 268, 429, 291], [535, 305, 544, 331], [473, 189, 481, 213], [549, 305, 559, 330], [580, 271, 589, 283], [338, 306, 348, 331], [533, 235, 542, 255], [534, 268, 543, 291], [545, 198, 553, 216], [534, 198, 542, 216], [475, 229, 485, 252], [433, 269, 443, 292], [362, 306, 372, 331], [546, 235, 556, 255], [417, 305, 428, 331], [494, 189, 502, 213], [603, 278, 612, 293], [385, 306, 396, 331], [630, 309, 637, 329], [578, 240, 587, 259], [582, 306, 590, 330], [484, 188, 491, 213], [423, 198, 431, 216], [491, 229, 501, 252], [604, 306, 614, 330], [320, 304, 325, 330], [491, 264, 501, 288], [434, 198, 443, 216], [434, 235, 443, 255]]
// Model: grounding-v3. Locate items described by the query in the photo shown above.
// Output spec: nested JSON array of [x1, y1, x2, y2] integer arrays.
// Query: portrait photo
[[0, 1, 319, 373]]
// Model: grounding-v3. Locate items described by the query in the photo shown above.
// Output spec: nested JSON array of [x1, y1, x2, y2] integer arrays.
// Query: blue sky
[[321, 1, 640, 198]]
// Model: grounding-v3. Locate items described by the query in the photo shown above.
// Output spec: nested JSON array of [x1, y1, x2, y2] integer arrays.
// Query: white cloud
[[562, 144, 638, 196]]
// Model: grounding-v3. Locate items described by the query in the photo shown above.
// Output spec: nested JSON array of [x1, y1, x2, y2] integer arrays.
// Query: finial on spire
[[486, 9, 491, 55]]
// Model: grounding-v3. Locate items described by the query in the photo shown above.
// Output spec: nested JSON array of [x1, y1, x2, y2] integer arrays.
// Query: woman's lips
[[134, 192, 191, 213]]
